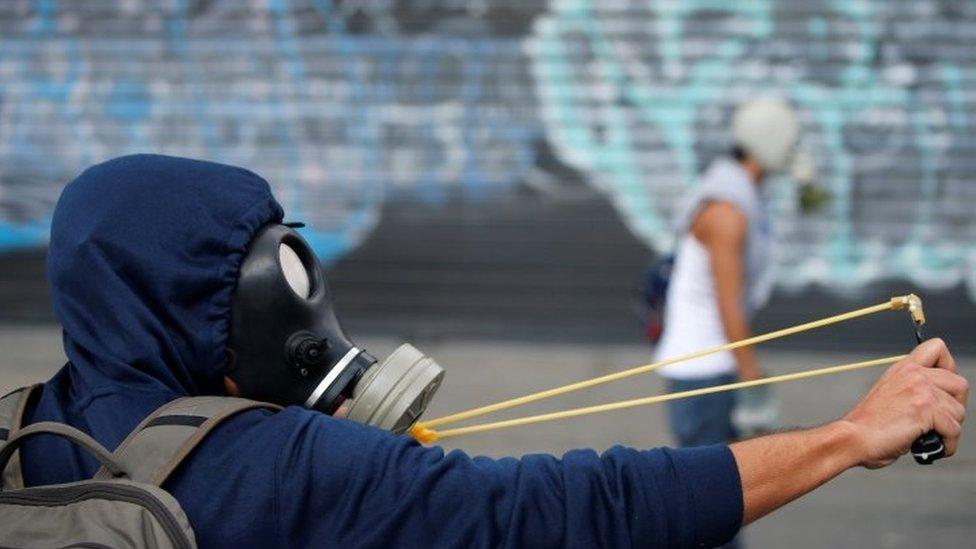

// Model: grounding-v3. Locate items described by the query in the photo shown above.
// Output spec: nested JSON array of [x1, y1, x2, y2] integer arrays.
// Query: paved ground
[[2, 325, 974, 548]]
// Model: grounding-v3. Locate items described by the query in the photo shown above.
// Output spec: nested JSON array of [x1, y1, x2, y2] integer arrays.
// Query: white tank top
[[655, 159, 773, 380]]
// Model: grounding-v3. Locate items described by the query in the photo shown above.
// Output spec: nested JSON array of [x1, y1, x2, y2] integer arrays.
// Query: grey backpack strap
[[95, 396, 280, 486], [0, 385, 41, 489], [0, 422, 127, 488]]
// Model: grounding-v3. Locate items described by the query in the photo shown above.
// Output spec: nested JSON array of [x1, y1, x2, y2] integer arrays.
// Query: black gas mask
[[226, 224, 444, 434]]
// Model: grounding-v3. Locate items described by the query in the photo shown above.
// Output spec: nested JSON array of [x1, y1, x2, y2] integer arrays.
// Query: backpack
[[0, 385, 279, 548], [636, 254, 675, 343]]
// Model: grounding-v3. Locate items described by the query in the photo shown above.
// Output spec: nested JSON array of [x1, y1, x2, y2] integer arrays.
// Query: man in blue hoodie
[[16, 155, 968, 547]]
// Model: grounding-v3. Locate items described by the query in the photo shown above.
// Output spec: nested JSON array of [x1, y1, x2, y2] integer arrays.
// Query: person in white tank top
[[655, 100, 817, 448], [654, 157, 770, 383]]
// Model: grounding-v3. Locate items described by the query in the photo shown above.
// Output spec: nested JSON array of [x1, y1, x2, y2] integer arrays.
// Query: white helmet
[[732, 99, 799, 173]]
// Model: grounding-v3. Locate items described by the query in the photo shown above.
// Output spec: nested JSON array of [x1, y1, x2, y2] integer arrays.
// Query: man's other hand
[[840, 339, 968, 469]]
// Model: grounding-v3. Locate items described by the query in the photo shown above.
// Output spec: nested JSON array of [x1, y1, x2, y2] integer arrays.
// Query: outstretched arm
[[275, 415, 744, 547], [272, 340, 965, 546], [732, 338, 968, 524]]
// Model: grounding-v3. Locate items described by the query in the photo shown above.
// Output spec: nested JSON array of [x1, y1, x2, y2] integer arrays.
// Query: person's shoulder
[[191, 405, 335, 453], [216, 404, 361, 434], [692, 201, 748, 244], [231, 405, 409, 448], [181, 405, 397, 474]]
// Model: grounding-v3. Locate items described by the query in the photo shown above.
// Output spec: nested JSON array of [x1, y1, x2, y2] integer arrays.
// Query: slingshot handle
[[911, 431, 946, 465], [911, 322, 946, 465]]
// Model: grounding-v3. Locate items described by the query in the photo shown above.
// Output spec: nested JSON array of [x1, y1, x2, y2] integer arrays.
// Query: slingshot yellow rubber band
[[411, 355, 905, 443], [421, 296, 916, 431], [409, 295, 923, 443]]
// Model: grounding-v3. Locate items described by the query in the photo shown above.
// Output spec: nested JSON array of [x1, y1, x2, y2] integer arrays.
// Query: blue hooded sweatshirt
[[20, 154, 742, 548]]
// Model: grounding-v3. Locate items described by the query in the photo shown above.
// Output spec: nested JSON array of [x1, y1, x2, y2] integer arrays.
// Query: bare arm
[[692, 201, 761, 380], [732, 339, 968, 525], [732, 419, 861, 525]]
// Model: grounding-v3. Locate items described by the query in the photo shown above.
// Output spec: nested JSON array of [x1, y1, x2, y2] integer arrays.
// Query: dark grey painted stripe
[[144, 415, 206, 429], [0, 427, 8, 440]]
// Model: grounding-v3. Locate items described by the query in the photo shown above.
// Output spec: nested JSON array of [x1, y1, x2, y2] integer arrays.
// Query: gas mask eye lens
[[279, 242, 311, 298]]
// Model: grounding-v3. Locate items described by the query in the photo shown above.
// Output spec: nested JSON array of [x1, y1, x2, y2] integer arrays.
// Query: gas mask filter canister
[[226, 224, 444, 434]]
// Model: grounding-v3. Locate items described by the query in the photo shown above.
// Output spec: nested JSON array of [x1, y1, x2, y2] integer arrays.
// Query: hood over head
[[47, 154, 284, 398]]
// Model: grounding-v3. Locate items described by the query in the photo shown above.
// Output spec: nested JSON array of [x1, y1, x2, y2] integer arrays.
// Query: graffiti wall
[[529, 0, 976, 297], [1, 0, 975, 298]]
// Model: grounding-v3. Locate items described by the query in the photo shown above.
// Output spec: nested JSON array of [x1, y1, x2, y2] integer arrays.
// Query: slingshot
[[409, 294, 946, 465]]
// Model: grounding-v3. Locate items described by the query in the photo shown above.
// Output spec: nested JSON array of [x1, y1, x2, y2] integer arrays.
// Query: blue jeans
[[666, 374, 738, 447], [666, 374, 742, 549]]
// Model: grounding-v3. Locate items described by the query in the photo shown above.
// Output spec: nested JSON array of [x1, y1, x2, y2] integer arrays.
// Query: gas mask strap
[[305, 347, 361, 409]]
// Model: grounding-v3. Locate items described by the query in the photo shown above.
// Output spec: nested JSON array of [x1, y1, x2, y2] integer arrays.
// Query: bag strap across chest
[[0, 385, 41, 489], [93, 396, 281, 486]]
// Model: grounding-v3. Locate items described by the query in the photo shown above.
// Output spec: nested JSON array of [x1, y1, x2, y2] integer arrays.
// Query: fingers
[[924, 368, 970, 405], [931, 399, 963, 457], [919, 380, 966, 457], [898, 344, 968, 458], [908, 338, 957, 373], [937, 390, 967, 431]]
